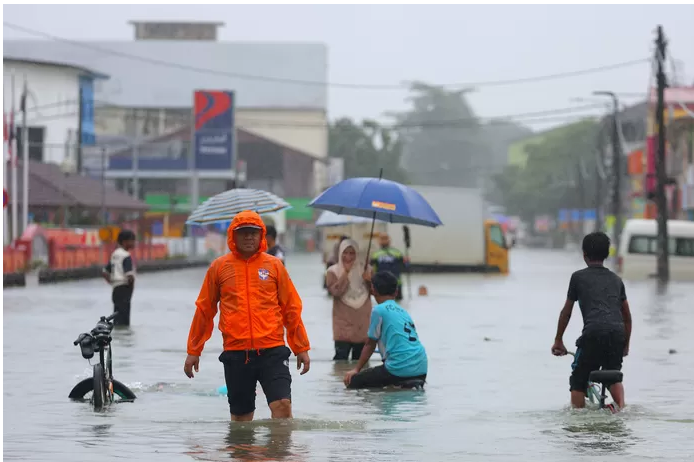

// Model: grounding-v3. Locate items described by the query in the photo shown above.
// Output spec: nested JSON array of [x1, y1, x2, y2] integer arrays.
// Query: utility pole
[[20, 75, 29, 235], [101, 146, 107, 225], [10, 70, 18, 244], [593, 91, 622, 258], [654, 25, 669, 283]]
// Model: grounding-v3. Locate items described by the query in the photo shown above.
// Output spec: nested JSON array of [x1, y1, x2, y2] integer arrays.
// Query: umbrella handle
[[364, 211, 377, 272], [363, 168, 383, 272]]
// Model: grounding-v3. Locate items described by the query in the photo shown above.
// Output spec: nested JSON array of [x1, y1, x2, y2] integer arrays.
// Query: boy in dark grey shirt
[[552, 232, 632, 411]]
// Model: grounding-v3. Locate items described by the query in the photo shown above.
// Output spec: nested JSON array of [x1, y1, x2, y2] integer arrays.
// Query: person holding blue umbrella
[[308, 169, 443, 271]]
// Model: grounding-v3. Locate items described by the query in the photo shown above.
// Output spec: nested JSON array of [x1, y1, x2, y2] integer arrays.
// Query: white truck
[[384, 186, 509, 273], [319, 186, 509, 274]]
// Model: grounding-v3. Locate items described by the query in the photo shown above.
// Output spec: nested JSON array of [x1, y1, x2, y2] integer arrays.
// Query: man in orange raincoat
[[184, 210, 311, 421]]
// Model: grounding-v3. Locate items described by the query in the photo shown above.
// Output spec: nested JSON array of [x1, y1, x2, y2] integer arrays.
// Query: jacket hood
[[227, 210, 268, 256]]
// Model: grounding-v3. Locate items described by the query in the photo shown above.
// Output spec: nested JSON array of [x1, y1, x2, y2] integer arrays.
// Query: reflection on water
[[217, 422, 295, 462], [356, 389, 429, 421], [561, 413, 633, 455], [4, 250, 694, 461]]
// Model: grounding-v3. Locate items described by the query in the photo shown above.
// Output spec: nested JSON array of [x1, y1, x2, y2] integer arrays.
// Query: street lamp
[[592, 91, 623, 260]]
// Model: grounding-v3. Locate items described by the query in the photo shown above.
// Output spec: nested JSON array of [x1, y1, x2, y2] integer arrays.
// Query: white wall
[[3, 60, 82, 166]]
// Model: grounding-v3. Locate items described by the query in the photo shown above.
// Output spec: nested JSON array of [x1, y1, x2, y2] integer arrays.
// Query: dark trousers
[[333, 341, 365, 361], [112, 284, 133, 326]]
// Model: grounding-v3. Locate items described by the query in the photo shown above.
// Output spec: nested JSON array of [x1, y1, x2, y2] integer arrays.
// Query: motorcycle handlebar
[[104, 312, 119, 323]]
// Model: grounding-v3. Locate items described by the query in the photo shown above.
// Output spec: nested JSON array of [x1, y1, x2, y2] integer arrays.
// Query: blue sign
[[193, 90, 235, 170], [79, 76, 95, 146], [570, 209, 581, 222], [213, 221, 231, 233], [582, 209, 597, 221], [558, 209, 569, 222]]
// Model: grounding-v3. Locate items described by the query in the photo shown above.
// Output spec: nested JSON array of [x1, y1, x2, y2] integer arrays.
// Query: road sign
[[98, 226, 121, 243], [3, 188, 7, 208]]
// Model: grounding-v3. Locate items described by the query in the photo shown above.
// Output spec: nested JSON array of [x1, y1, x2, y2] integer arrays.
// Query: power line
[[4, 21, 650, 91], [25, 101, 605, 129]]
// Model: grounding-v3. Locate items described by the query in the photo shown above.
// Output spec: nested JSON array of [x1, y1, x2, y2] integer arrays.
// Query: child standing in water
[[102, 230, 137, 326]]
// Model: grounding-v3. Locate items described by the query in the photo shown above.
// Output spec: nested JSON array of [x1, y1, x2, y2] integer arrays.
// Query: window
[[628, 235, 693, 257], [15, 127, 45, 162], [676, 238, 694, 257], [628, 236, 653, 254], [489, 225, 506, 248]]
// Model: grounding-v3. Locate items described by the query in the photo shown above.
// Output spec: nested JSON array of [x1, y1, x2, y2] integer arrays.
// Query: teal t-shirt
[[368, 300, 428, 377]]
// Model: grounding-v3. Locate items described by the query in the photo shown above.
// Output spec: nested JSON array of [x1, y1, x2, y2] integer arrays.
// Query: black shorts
[[347, 364, 426, 390], [219, 346, 292, 416], [570, 330, 625, 393]]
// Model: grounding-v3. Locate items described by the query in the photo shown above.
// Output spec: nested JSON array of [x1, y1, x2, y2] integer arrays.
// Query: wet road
[[4, 249, 694, 461]]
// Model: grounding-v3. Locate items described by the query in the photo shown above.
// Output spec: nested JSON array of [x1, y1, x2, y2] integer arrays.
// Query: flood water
[[4, 249, 694, 461]]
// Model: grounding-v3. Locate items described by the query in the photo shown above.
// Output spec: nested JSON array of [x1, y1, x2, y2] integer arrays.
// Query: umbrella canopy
[[315, 210, 385, 228], [309, 177, 443, 227], [186, 188, 291, 225]]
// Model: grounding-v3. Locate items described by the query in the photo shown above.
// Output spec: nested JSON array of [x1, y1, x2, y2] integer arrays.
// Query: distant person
[[370, 233, 407, 301], [344, 271, 428, 389], [551, 231, 632, 413], [323, 235, 350, 290], [184, 210, 311, 421], [265, 225, 285, 265], [325, 238, 373, 361], [102, 230, 136, 326]]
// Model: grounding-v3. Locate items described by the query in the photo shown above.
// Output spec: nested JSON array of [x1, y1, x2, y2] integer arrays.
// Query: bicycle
[[68, 312, 137, 410], [566, 350, 622, 410]]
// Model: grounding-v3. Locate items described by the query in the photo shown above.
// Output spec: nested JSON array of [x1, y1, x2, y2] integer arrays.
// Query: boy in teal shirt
[[343, 271, 428, 389]]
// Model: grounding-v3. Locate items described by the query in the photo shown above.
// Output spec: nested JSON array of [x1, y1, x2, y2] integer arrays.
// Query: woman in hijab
[[323, 235, 350, 291], [325, 238, 373, 361]]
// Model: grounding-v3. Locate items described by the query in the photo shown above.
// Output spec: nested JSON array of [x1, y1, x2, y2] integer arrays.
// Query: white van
[[617, 219, 694, 281]]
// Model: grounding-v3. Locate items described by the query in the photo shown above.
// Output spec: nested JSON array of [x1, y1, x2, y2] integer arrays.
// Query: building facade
[[2, 56, 107, 166], [5, 20, 330, 196]]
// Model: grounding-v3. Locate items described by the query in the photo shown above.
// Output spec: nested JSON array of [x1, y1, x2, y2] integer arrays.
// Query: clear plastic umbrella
[[185, 188, 291, 225]]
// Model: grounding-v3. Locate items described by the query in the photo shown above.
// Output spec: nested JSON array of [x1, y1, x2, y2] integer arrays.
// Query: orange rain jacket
[[186, 210, 310, 358]]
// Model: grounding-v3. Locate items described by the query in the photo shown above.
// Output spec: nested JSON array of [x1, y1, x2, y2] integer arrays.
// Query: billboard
[[193, 90, 235, 170], [79, 76, 96, 146]]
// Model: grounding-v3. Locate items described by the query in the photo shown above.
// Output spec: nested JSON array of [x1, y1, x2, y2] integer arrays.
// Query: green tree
[[328, 118, 408, 183], [491, 119, 600, 222], [390, 82, 492, 187]]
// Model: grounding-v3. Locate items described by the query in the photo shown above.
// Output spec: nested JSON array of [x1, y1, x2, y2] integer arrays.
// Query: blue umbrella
[[309, 171, 443, 280], [308, 176, 443, 228]]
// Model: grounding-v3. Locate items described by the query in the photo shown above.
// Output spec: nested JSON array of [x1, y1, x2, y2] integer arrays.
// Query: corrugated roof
[[3, 42, 110, 79], [9, 160, 147, 210], [4, 40, 328, 110]]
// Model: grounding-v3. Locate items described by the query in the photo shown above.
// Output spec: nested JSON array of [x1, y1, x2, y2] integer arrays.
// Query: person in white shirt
[[102, 230, 136, 326]]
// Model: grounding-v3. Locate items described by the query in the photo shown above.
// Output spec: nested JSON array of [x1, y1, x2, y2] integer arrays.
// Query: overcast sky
[[4, 4, 694, 131]]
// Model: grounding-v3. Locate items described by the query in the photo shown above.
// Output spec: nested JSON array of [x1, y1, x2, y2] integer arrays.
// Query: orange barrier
[[3, 246, 28, 274], [48, 242, 169, 270]]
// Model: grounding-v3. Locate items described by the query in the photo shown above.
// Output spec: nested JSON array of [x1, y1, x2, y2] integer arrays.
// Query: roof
[[3, 40, 328, 110], [105, 124, 319, 162], [623, 218, 694, 238], [9, 160, 148, 211], [3, 43, 109, 79]]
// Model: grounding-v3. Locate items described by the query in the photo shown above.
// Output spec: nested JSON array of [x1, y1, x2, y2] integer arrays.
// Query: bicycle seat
[[589, 370, 623, 384]]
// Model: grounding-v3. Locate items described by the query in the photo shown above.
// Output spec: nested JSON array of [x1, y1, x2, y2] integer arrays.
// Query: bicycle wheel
[[112, 379, 137, 400], [93, 364, 106, 410]]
